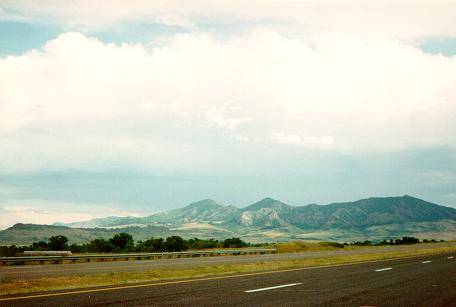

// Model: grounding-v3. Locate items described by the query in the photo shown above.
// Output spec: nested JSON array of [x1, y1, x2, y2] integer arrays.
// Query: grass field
[[274, 241, 345, 253], [1, 243, 455, 296]]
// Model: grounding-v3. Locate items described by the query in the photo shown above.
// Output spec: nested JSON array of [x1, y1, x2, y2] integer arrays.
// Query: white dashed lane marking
[[375, 267, 392, 272], [245, 283, 303, 293]]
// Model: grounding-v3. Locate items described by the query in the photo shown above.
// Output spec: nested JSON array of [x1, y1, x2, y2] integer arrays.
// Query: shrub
[[69, 243, 84, 253], [0, 245, 24, 257], [321, 241, 344, 248]]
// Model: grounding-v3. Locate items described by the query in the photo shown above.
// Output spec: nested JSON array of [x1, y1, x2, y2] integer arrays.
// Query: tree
[[0, 245, 24, 257], [186, 238, 206, 250], [400, 236, 420, 244], [48, 235, 68, 251], [31, 241, 48, 251], [223, 237, 246, 248], [88, 238, 115, 253], [205, 238, 222, 249], [136, 237, 164, 252], [109, 233, 134, 251], [69, 243, 85, 253], [379, 240, 389, 246], [164, 236, 186, 252], [146, 237, 164, 252]]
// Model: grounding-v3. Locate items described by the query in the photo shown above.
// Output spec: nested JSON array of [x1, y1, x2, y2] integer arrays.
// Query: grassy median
[[1, 244, 455, 296], [274, 241, 346, 253]]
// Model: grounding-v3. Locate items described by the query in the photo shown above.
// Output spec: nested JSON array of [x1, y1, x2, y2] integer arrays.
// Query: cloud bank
[[3, 1, 456, 40], [1, 28, 455, 174], [1, 1, 456, 227]]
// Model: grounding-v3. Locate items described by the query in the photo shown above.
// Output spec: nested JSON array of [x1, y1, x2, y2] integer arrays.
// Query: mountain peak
[[401, 194, 420, 200], [185, 199, 222, 210], [243, 197, 291, 211]]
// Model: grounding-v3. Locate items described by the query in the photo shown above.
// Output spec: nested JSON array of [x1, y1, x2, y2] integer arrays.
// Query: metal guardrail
[[23, 251, 72, 256], [0, 248, 277, 266]]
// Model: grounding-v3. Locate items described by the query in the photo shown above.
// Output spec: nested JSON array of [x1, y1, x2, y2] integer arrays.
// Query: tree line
[[346, 236, 444, 246], [0, 235, 445, 257], [0, 234, 249, 257]]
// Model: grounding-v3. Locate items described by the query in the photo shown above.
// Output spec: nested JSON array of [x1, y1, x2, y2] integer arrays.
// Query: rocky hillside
[[2, 195, 455, 244], [60, 195, 456, 230]]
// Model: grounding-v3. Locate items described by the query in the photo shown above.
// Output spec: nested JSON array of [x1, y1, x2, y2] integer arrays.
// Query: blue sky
[[1, 1, 456, 228], [3, 16, 456, 58], [0, 21, 188, 56]]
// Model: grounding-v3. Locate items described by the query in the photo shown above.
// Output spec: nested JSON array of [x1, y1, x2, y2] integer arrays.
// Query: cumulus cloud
[[0, 27, 456, 173]]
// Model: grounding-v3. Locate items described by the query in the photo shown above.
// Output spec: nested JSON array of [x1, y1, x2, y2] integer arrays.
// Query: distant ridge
[[60, 195, 455, 229], [1, 195, 455, 244]]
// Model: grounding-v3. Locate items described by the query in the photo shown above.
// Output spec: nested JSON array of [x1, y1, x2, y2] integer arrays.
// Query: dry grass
[[274, 241, 345, 253], [1, 245, 455, 296]]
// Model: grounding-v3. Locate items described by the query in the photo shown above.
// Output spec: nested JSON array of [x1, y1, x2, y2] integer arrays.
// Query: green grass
[[1, 244, 455, 296]]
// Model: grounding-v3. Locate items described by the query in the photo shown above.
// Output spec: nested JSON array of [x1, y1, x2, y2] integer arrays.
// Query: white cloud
[[2, 1, 456, 227], [205, 105, 252, 130], [2, 1, 456, 40], [271, 132, 334, 149], [0, 199, 144, 229], [0, 28, 456, 173], [155, 14, 196, 30]]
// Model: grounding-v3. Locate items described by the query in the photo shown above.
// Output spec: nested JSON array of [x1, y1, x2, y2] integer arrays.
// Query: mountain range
[[1, 195, 455, 245]]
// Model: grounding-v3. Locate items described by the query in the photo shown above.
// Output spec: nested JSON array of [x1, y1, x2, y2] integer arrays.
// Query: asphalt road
[[1, 252, 455, 306], [1, 242, 454, 281]]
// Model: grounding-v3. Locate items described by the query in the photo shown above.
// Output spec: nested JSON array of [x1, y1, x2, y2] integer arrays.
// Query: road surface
[[0, 252, 454, 306], [1, 242, 453, 281]]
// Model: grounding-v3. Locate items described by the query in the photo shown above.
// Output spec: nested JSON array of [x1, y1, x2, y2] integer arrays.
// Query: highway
[[0, 252, 454, 306], [1, 242, 454, 281]]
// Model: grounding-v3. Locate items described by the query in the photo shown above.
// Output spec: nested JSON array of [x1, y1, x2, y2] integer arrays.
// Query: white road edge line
[[448, 256, 454, 259], [375, 267, 392, 272], [245, 283, 303, 293], [422, 261, 431, 264]]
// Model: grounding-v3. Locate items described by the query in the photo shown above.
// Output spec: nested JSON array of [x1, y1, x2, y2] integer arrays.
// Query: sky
[[0, 1, 456, 229]]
